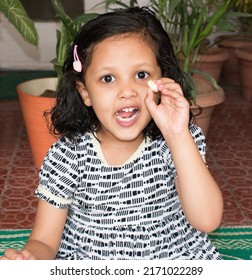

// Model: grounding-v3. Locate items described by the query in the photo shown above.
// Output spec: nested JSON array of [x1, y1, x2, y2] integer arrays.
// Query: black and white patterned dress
[[35, 125, 222, 260]]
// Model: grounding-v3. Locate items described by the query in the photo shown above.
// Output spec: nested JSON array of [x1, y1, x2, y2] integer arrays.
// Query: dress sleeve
[[35, 138, 79, 209], [189, 124, 206, 161], [160, 139, 177, 179]]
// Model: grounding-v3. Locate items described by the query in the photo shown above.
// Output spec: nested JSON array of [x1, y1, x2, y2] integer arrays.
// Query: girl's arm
[[145, 78, 223, 233], [167, 130, 223, 233], [2, 199, 67, 260]]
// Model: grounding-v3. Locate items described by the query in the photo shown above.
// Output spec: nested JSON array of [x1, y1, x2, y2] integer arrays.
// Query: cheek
[[89, 95, 112, 116]]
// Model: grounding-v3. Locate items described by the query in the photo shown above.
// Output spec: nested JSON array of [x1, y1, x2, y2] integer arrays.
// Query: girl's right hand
[[0, 248, 37, 260], [145, 78, 190, 138]]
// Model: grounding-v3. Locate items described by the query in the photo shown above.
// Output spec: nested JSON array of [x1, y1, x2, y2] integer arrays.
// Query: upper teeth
[[119, 107, 136, 113]]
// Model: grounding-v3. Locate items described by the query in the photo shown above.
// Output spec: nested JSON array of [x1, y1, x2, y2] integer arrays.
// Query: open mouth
[[115, 107, 139, 125]]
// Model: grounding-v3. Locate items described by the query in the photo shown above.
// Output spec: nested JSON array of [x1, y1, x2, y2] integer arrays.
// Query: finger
[[160, 88, 184, 101], [14, 252, 25, 260], [156, 77, 176, 84], [160, 89, 189, 109], [20, 249, 36, 260], [145, 88, 158, 116], [0, 256, 9, 260], [4, 248, 19, 258], [155, 79, 183, 95], [160, 84, 183, 96], [4, 248, 24, 260]]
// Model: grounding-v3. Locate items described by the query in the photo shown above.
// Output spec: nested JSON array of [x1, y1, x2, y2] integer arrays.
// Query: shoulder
[[41, 133, 93, 169], [146, 136, 172, 164]]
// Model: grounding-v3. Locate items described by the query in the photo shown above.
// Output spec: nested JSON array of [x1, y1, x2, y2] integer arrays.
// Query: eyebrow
[[94, 62, 157, 74]]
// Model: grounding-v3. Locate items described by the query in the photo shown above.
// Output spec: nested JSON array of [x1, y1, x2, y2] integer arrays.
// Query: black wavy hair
[[49, 6, 194, 142]]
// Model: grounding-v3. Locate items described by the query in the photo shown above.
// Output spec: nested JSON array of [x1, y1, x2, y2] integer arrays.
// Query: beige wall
[[0, 0, 106, 70]]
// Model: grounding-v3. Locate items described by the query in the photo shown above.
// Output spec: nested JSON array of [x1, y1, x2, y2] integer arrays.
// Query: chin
[[110, 128, 143, 142]]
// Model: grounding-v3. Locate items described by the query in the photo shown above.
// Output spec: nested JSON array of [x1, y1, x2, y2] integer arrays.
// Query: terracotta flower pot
[[234, 47, 252, 103], [17, 78, 58, 170], [216, 34, 252, 85], [192, 77, 225, 137], [193, 47, 230, 83]]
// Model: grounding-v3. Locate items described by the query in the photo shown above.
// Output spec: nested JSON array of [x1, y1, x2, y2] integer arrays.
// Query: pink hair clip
[[73, 45, 82, 72]]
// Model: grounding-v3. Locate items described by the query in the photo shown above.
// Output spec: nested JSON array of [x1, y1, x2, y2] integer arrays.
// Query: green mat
[[0, 70, 56, 100], [0, 229, 31, 255], [0, 227, 251, 259], [208, 227, 252, 260]]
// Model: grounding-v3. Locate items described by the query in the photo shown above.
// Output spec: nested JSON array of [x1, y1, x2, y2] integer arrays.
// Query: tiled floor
[[206, 82, 252, 226], [0, 80, 251, 229]]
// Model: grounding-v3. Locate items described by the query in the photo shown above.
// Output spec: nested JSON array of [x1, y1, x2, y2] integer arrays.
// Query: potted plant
[[215, 0, 252, 85], [0, 0, 39, 46], [16, 0, 98, 169], [229, 0, 252, 102], [234, 46, 252, 102], [105, 0, 232, 136], [191, 44, 229, 84]]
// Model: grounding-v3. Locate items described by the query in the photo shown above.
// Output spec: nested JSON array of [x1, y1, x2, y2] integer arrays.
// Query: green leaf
[[107, 0, 134, 9], [51, 0, 77, 43], [50, 0, 99, 80], [187, 12, 203, 52], [73, 13, 99, 32], [191, 69, 219, 90], [194, 1, 230, 46], [0, 0, 38, 46], [167, 0, 181, 19]]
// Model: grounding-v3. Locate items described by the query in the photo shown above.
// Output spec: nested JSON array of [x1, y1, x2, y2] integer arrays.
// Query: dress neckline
[[88, 132, 150, 168]]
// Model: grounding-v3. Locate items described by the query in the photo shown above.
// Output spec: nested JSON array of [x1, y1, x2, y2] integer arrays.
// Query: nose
[[117, 79, 137, 99]]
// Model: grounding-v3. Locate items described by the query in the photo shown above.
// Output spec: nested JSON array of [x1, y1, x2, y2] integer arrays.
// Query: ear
[[76, 81, 92, 106]]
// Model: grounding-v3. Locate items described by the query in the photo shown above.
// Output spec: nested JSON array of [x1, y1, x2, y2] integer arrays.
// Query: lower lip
[[115, 112, 139, 127]]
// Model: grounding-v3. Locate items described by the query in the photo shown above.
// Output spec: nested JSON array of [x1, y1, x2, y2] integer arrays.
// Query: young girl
[[1, 7, 223, 260]]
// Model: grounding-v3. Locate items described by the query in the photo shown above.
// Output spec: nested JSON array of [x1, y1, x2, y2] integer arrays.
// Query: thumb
[[145, 89, 158, 117]]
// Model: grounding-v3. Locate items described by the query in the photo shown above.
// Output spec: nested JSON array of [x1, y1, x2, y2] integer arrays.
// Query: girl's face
[[77, 34, 161, 143]]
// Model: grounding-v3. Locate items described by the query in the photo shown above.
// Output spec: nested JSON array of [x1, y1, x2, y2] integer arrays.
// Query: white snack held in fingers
[[147, 80, 158, 92]]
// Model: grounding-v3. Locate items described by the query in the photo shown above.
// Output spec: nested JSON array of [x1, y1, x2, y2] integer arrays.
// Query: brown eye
[[101, 75, 115, 83], [136, 71, 149, 80]]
